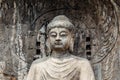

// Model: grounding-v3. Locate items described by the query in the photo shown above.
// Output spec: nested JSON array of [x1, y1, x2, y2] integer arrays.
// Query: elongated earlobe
[[69, 37, 74, 52], [46, 39, 51, 56]]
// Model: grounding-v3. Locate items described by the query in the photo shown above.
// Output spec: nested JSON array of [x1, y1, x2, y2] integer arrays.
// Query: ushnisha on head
[[47, 15, 75, 34]]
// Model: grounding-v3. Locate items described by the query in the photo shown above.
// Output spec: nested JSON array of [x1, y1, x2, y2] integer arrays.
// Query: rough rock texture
[[0, 0, 120, 80]]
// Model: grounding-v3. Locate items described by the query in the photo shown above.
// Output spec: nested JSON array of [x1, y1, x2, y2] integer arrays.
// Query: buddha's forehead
[[49, 27, 70, 33]]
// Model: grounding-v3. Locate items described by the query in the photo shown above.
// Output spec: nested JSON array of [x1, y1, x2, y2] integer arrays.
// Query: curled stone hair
[[47, 15, 75, 34]]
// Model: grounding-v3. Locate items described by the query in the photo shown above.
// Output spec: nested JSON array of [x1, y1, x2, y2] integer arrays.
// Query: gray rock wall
[[0, 0, 119, 80]]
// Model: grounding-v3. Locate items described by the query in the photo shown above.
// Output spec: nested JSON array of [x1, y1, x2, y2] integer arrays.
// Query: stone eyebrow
[[60, 31, 68, 34], [50, 31, 56, 33]]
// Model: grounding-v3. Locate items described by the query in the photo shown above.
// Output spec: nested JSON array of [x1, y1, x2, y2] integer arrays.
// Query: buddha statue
[[26, 15, 95, 80]]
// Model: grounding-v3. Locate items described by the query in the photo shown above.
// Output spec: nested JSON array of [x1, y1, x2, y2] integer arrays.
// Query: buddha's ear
[[46, 38, 51, 55], [70, 31, 75, 38], [72, 33, 75, 38], [69, 36, 74, 52]]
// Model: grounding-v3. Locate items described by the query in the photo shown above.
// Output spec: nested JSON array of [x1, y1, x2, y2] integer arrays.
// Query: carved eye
[[50, 32, 57, 37], [60, 32, 68, 37]]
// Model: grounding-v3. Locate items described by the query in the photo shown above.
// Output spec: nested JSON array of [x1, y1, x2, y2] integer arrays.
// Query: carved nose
[[56, 36, 61, 41], [56, 39, 61, 42]]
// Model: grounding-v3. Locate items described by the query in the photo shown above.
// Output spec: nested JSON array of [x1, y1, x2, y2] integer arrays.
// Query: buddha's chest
[[39, 59, 80, 80]]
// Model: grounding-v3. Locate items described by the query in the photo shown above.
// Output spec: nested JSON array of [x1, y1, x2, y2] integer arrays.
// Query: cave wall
[[0, 0, 120, 80]]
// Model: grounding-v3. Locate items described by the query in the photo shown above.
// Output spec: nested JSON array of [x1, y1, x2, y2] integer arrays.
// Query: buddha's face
[[48, 27, 73, 51]]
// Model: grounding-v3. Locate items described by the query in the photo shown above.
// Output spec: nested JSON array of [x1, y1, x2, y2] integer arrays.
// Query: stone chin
[[51, 45, 69, 51]]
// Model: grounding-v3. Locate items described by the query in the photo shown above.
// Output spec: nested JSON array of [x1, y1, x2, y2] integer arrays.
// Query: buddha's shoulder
[[71, 55, 90, 64], [31, 57, 49, 66]]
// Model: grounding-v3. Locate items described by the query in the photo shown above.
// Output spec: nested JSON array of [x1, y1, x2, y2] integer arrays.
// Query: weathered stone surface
[[26, 15, 95, 80], [0, 0, 119, 80]]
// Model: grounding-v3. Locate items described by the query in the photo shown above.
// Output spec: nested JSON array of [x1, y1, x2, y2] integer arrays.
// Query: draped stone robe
[[26, 55, 95, 80]]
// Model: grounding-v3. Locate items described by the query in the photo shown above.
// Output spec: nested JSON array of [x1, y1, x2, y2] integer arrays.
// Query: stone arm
[[79, 60, 95, 80]]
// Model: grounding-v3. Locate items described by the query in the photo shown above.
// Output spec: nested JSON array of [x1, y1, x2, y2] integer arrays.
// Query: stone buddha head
[[46, 15, 75, 53]]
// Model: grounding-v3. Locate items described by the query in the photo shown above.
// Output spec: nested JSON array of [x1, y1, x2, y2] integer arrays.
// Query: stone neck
[[51, 50, 71, 59]]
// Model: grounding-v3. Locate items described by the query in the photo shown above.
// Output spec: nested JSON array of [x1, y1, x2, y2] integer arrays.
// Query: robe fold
[[26, 55, 95, 80]]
